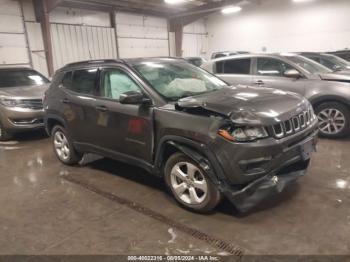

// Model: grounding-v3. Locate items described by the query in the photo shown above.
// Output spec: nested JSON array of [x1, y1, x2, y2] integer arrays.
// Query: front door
[[92, 67, 154, 163], [252, 57, 307, 96]]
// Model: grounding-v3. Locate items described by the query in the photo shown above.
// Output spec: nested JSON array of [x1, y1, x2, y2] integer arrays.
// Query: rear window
[[0, 69, 49, 88], [66, 68, 98, 95], [216, 59, 251, 75]]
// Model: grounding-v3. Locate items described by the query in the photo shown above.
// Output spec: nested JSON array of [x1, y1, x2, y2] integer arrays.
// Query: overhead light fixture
[[293, 0, 315, 3], [221, 5, 242, 15], [164, 0, 186, 4]]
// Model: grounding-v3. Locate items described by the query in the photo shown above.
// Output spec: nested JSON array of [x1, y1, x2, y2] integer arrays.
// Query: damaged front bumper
[[224, 167, 307, 212], [218, 129, 318, 213]]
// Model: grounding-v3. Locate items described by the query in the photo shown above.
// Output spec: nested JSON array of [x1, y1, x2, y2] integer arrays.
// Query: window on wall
[[69, 69, 98, 95], [257, 58, 294, 77], [100, 68, 142, 100], [216, 59, 251, 75]]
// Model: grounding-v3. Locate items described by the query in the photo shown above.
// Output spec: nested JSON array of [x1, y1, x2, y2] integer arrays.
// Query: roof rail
[[64, 59, 123, 68]]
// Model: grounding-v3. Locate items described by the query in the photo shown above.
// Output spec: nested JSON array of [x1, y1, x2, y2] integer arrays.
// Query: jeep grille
[[272, 107, 316, 139]]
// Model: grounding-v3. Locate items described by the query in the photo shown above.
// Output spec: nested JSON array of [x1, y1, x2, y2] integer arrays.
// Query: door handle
[[254, 80, 265, 86], [95, 105, 108, 112], [60, 98, 70, 104]]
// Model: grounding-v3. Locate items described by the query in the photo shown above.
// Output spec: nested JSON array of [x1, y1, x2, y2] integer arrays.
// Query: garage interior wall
[[50, 7, 117, 71], [182, 19, 208, 58], [207, 0, 350, 54], [0, 0, 31, 68], [115, 12, 169, 59]]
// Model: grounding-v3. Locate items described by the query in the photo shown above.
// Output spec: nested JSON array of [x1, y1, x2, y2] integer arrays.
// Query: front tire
[[164, 153, 221, 213], [52, 125, 82, 165], [315, 102, 350, 138]]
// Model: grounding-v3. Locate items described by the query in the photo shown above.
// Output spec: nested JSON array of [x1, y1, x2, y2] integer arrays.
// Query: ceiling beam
[[170, 0, 240, 18], [46, 0, 63, 12]]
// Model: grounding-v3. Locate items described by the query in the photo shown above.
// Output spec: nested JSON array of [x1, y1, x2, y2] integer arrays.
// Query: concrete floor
[[0, 131, 349, 256]]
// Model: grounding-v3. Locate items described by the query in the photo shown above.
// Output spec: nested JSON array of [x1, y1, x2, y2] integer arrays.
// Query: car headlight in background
[[0, 98, 21, 107], [218, 126, 269, 142]]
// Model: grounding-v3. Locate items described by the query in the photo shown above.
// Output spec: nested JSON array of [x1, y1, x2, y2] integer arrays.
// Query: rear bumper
[[0, 106, 45, 132]]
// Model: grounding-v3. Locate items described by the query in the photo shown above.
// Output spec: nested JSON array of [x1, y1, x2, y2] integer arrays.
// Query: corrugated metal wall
[[0, 0, 30, 67], [115, 12, 169, 58], [51, 23, 117, 70], [22, 0, 48, 76]]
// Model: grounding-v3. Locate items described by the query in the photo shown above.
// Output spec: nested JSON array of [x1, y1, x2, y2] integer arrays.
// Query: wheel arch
[[45, 115, 67, 136], [154, 136, 226, 187], [310, 95, 350, 110]]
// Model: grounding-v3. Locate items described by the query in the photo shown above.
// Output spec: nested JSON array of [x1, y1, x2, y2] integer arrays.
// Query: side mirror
[[119, 91, 151, 105], [284, 69, 302, 79]]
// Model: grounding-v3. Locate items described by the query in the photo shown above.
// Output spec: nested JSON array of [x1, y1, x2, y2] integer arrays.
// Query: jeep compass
[[44, 58, 318, 212]]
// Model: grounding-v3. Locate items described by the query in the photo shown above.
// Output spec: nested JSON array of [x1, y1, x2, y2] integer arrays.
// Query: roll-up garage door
[[0, 0, 30, 67], [51, 23, 118, 71], [116, 12, 169, 58]]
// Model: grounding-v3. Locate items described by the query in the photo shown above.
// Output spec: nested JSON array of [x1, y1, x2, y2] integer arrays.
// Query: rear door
[[252, 57, 307, 96], [92, 66, 154, 163], [59, 68, 99, 143], [215, 58, 254, 86]]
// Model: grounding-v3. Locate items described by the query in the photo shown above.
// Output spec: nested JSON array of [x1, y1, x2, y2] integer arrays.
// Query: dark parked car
[[44, 58, 318, 213], [328, 50, 350, 62], [203, 54, 350, 138], [211, 51, 249, 60], [184, 57, 206, 67], [0, 67, 49, 141], [299, 52, 350, 73]]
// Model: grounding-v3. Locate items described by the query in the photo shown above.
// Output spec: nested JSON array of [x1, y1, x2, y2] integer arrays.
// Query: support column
[[169, 20, 183, 57], [41, 0, 54, 76]]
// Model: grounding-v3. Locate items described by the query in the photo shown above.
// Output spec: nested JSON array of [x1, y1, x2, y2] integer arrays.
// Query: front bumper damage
[[218, 129, 318, 213], [225, 167, 307, 212]]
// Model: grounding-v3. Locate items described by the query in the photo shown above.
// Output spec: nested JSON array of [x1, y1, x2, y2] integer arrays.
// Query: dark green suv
[[44, 58, 318, 213]]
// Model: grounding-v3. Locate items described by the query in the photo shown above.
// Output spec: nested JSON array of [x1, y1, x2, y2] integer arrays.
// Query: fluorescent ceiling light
[[293, 0, 315, 3], [164, 0, 186, 4], [221, 6, 242, 14]]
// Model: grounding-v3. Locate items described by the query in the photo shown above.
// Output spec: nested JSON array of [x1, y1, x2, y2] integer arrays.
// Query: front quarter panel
[[305, 80, 350, 107]]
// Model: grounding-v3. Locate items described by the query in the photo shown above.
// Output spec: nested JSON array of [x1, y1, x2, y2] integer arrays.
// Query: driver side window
[[257, 58, 294, 77], [100, 68, 142, 100]]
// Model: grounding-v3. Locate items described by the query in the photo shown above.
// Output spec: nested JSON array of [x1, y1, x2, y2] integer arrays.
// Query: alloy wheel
[[170, 162, 208, 205], [54, 131, 71, 161], [317, 108, 346, 135]]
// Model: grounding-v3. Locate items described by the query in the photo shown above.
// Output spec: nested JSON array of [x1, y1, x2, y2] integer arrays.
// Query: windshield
[[285, 56, 332, 74], [321, 54, 350, 71], [132, 60, 227, 101], [0, 69, 49, 88]]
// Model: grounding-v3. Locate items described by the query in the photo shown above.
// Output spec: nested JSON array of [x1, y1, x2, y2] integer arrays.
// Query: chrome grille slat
[[271, 106, 316, 139], [17, 99, 43, 110]]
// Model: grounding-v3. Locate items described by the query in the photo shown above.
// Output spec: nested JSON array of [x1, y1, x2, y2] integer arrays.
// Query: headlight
[[218, 126, 269, 142], [0, 98, 20, 107]]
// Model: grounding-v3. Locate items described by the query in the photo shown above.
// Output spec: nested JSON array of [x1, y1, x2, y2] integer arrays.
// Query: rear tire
[[164, 153, 221, 213], [0, 122, 13, 141], [52, 125, 82, 165], [315, 102, 350, 138]]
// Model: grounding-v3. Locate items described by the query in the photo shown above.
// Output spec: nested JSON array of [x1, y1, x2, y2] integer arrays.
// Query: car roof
[[59, 57, 186, 71], [0, 67, 33, 71], [211, 53, 284, 62]]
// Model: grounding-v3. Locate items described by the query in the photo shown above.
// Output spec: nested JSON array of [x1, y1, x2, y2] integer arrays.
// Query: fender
[[44, 114, 68, 135], [154, 135, 228, 189]]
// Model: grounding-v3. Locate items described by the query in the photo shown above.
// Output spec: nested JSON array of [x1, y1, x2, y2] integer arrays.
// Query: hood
[[0, 84, 49, 99], [177, 87, 309, 126], [320, 73, 350, 83]]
